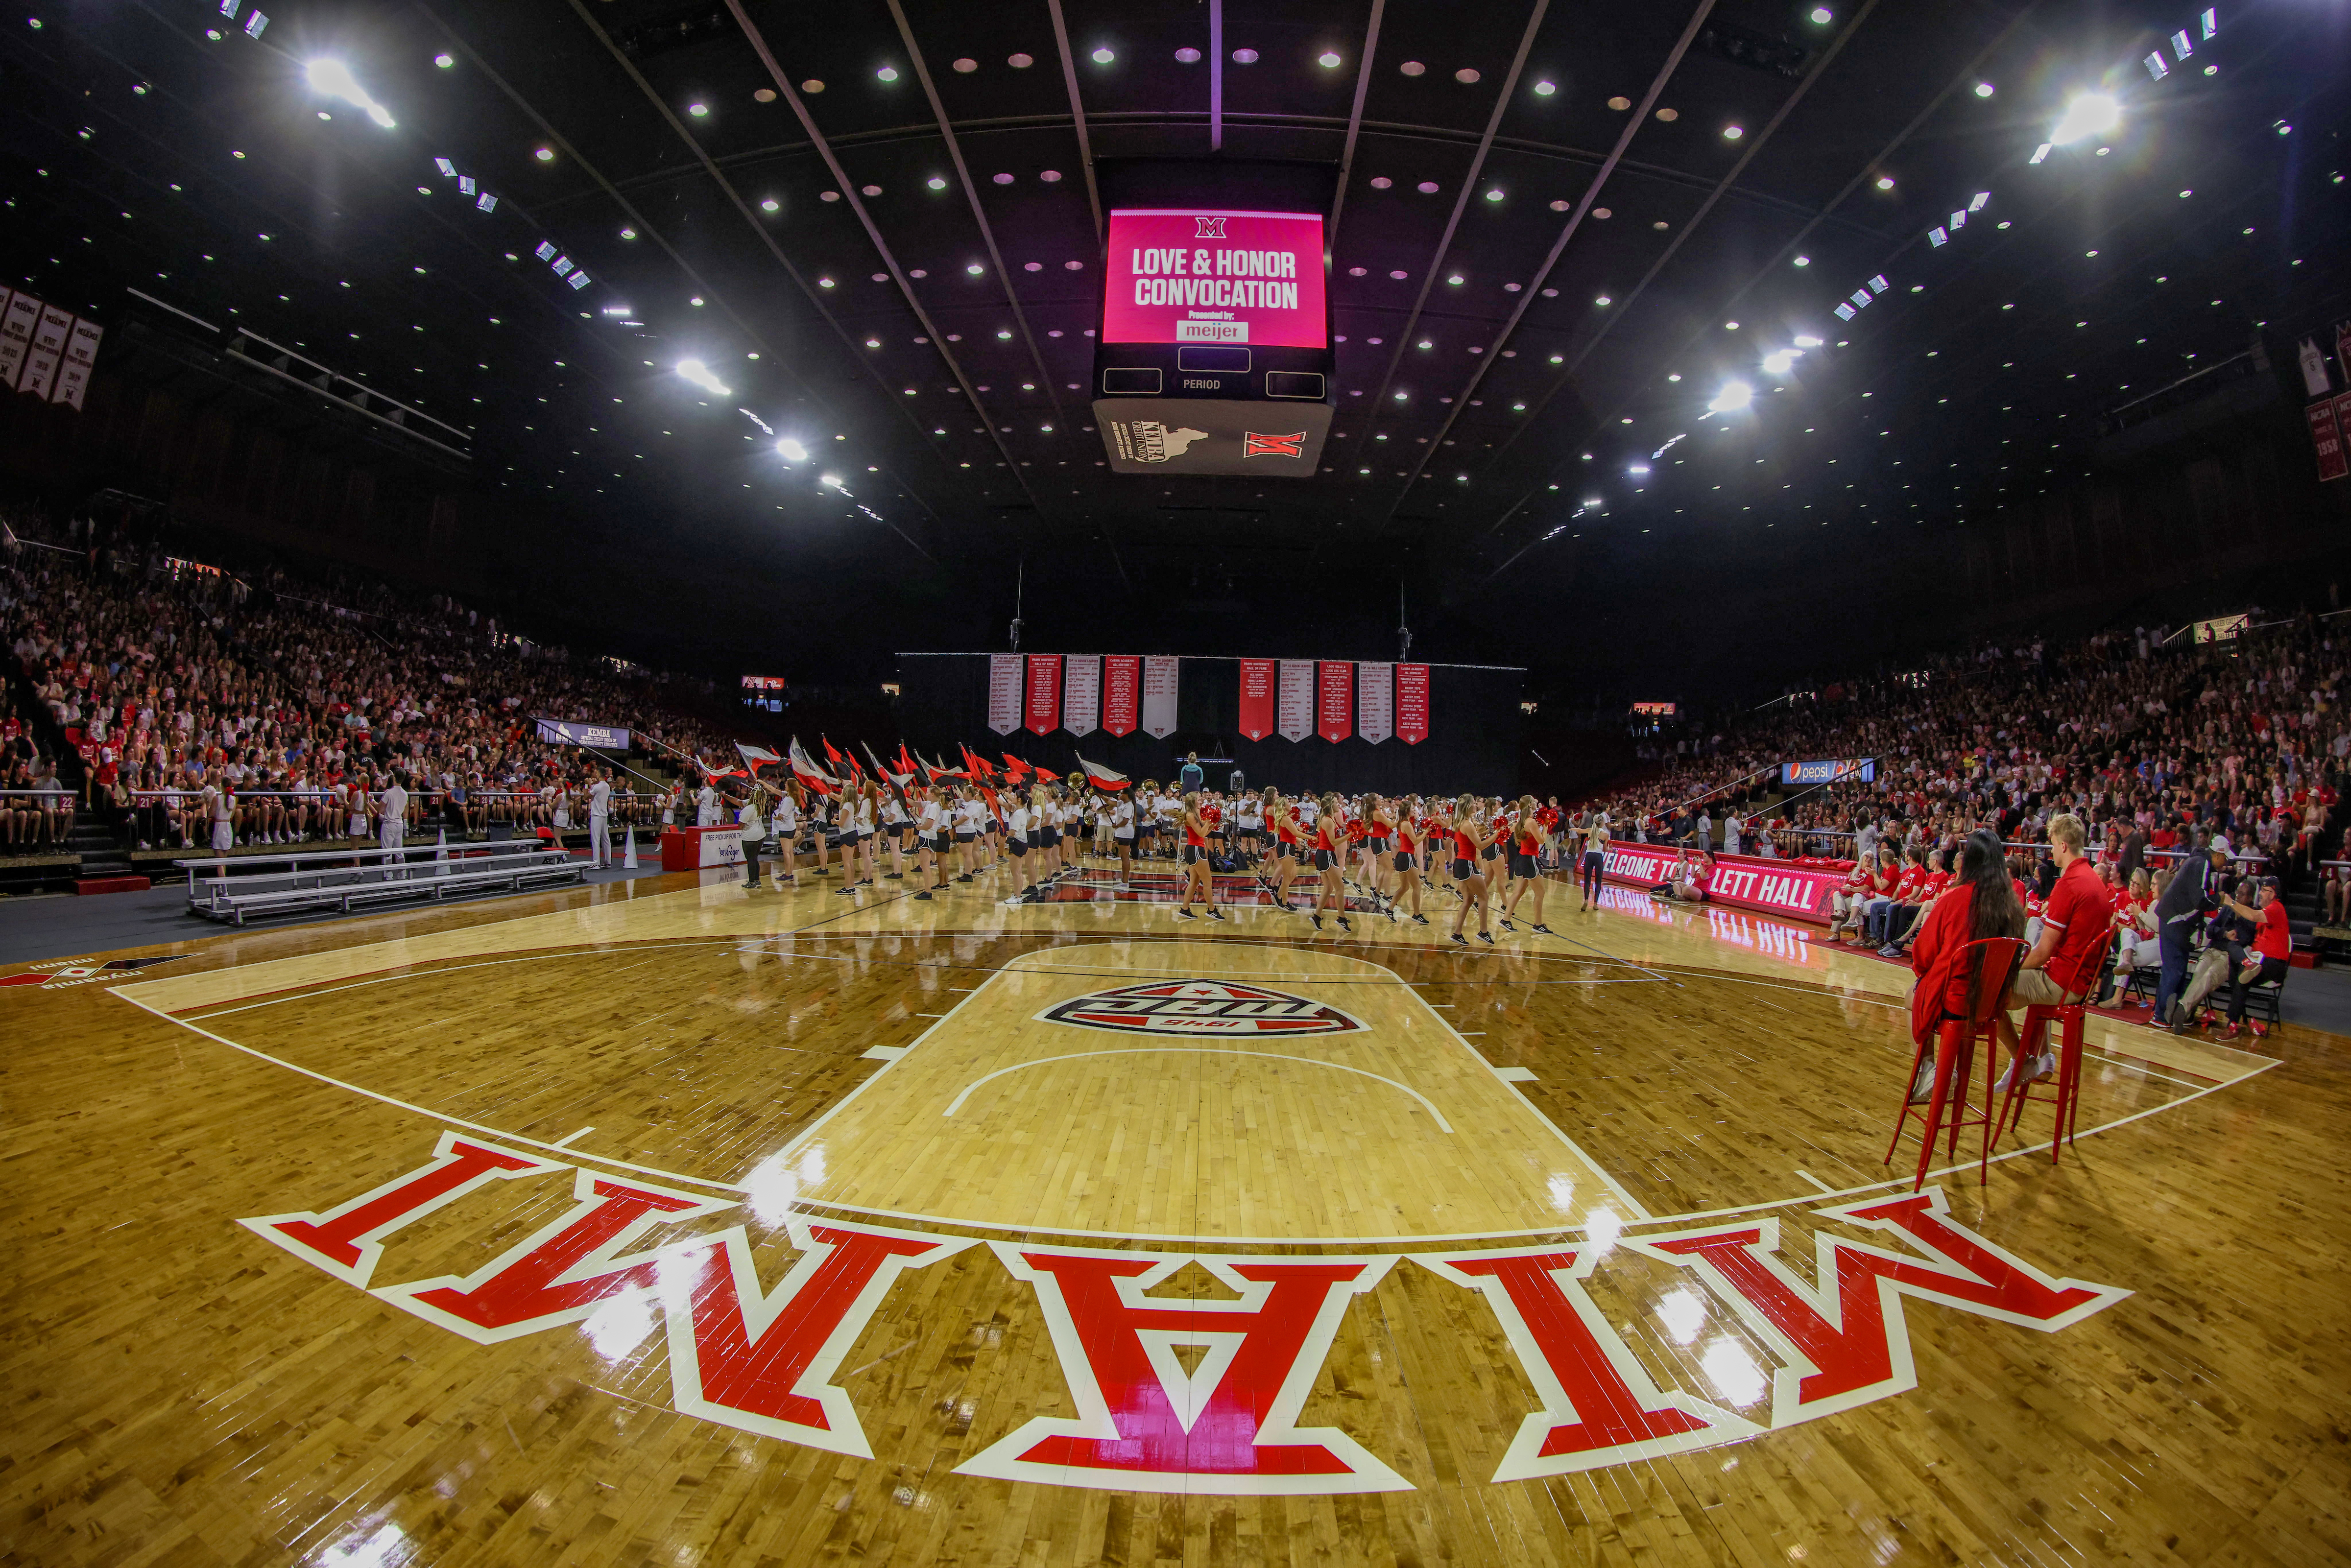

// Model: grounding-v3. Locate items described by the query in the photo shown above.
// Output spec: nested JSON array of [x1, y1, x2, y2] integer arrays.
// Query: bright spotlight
[[1761, 349, 1801, 376], [674, 358, 731, 396], [775, 438, 808, 462], [1793, 333, 1823, 348], [819, 473, 845, 489], [2050, 93, 2120, 145], [1627, 463, 1650, 476], [1707, 380, 1753, 414], [305, 59, 396, 127]]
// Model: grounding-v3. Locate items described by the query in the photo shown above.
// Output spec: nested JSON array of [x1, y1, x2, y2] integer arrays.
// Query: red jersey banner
[[1356, 662, 1393, 746], [1237, 659, 1277, 741], [1025, 655, 1063, 736], [987, 654, 1023, 736], [1316, 662, 1353, 743], [1062, 655, 1101, 737], [1101, 656, 1140, 736], [2310, 398, 2348, 483], [1395, 664, 1430, 745], [1276, 660, 1315, 742], [2326, 394, 2351, 483]]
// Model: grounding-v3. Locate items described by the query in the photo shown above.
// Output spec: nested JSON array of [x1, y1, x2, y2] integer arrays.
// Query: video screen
[[1101, 209, 1328, 350]]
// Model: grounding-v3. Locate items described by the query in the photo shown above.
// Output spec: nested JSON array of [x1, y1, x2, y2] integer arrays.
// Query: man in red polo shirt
[[2000, 812, 2111, 1087], [2214, 876, 2291, 1038]]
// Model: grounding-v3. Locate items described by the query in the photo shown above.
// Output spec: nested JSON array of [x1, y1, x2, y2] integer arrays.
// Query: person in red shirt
[[2104, 867, 2159, 1005], [2000, 813, 2113, 1086], [2215, 876, 2290, 1037], [1174, 792, 1223, 923], [1905, 829, 2030, 1101]]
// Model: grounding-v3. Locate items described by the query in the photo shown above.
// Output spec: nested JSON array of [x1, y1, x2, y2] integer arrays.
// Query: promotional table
[[660, 825, 744, 872]]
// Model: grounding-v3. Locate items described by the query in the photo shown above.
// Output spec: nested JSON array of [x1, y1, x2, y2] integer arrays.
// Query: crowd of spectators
[[1, 500, 758, 855], [1583, 610, 2351, 905]]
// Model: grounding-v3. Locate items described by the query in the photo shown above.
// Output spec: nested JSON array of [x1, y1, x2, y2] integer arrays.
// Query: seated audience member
[[1998, 813, 2114, 1088], [1904, 829, 2029, 1101]]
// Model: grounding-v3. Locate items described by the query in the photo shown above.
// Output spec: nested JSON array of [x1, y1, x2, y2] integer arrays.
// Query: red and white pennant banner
[[1101, 656, 1140, 736], [986, 654, 1022, 736], [1237, 658, 1277, 742], [1275, 660, 1315, 742], [1025, 654, 1062, 736], [1062, 654, 1101, 736], [1356, 662, 1393, 746]]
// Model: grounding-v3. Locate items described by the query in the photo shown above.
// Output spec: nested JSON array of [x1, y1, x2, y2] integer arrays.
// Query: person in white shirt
[[378, 770, 409, 876], [587, 768, 613, 868], [735, 783, 767, 888], [204, 771, 234, 853], [1723, 811, 1743, 856], [1007, 793, 1035, 900], [912, 788, 944, 899], [769, 784, 801, 888], [1111, 793, 1137, 883], [696, 778, 719, 828]]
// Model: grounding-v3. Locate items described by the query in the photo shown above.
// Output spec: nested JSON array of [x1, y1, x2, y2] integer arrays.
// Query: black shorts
[[1368, 837, 1390, 855], [1452, 857, 1475, 880], [1313, 849, 1336, 872], [954, 830, 975, 843], [1038, 827, 1057, 848], [1009, 837, 1029, 857], [1275, 840, 1297, 860], [1510, 853, 1537, 878], [1182, 844, 1206, 864], [1392, 850, 1413, 873], [1115, 834, 1134, 850]]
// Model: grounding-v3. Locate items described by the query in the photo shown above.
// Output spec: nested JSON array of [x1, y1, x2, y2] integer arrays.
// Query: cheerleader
[[1578, 808, 1610, 911], [912, 785, 946, 899], [1267, 788, 1302, 912], [770, 780, 803, 889], [1391, 803, 1429, 924], [1365, 794, 1396, 903], [1175, 792, 1223, 920], [1309, 793, 1351, 932], [1449, 797, 1495, 945], [1502, 795, 1554, 933]]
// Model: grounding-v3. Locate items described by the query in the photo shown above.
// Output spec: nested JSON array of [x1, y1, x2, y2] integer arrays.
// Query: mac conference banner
[[1395, 664, 1430, 744], [1276, 660, 1315, 742], [1062, 655, 1101, 737], [1141, 657, 1180, 739], [987, 654, 1022, 736], [1101, 656, 1140, 737], [1237, 659, 1276, 742], [1316, 662, 1352, 743], [1357, 662, 1393, 746]]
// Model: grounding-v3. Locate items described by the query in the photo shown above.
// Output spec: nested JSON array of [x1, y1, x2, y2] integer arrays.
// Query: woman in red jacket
[[1904, 830, 2028, 1102]]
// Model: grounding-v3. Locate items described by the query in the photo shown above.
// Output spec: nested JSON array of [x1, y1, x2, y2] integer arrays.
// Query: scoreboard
[[1092, 208, 1334, 478]]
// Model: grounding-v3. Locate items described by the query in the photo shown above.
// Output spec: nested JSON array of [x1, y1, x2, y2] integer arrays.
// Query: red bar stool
[[2000, 1000, 2087, 1164], [1885, 936, 2025, 1191]]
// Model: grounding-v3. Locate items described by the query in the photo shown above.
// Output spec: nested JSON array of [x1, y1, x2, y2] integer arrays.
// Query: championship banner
[[16, 303, 72, 400], [0, 291, 32, 389], [1276, 660, 1315, 742], [1316, 661, 1352, 743], [2330, 393, 2351, 484], [1102, 656, 1140, 736], [1599, 841, 1844, 925], [1357, 662, 1393, 746], [2311, 398, 2348, 483], [987, 653, 1023, 735], [1780, 758, 1875, 785], [51, 317, 102, 411], [1237, 658, 1276, 741], [1395, 664, 1429, 745], [1140, 656, 1179, 739], [1025, 654, 1063, 736], [1061, 654, 1101, 736]]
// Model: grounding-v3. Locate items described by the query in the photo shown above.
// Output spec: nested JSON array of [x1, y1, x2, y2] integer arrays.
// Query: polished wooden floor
[[3, 854, 2347, 1566]]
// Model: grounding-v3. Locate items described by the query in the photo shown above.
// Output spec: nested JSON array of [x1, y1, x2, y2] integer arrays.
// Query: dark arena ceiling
[[4, 0, 2349, 701]]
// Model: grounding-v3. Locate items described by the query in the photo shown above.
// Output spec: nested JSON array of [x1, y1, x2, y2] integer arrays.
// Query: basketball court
[[6, 859, 2342, 1567]]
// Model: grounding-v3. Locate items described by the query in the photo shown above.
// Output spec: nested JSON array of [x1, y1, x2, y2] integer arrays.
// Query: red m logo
[[1243, 430, 1307, 459], [1194, 215, 1228, 238]]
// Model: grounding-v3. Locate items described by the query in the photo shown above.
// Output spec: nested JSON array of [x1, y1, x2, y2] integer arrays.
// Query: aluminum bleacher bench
[[181, 847, 585, 924]]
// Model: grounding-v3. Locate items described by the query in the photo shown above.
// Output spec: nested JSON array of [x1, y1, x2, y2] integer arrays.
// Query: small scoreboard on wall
[[1093, 209, 1333, 477]]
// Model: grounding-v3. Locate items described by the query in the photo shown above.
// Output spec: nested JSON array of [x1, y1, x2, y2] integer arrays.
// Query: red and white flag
[[788, 738, 839, 794], [1076, 756, 1131, 791], [736, 742, 783, 771]]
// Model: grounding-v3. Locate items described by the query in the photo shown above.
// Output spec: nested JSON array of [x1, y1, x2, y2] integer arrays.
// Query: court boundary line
[[939, 1047, 1457, 1131]]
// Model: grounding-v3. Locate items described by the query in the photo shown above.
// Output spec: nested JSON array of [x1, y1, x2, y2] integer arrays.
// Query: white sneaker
[[1908, 1058, 1938, 1103], [2033, 1051, 2057, 1083]]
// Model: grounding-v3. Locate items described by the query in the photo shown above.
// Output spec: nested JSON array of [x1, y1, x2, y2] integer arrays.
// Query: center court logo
[[1038, 979, 1365, 1037]]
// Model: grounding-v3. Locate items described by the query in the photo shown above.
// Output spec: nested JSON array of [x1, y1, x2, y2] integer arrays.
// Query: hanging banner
[[1316, 661, 1352, 743], [51, 317, 102, 410], [2329, 393, 2351, 484], [1102, 656, 1140, 736], [987, 653, 1023, 735], [0, 291, 31, 389], [1140, 656, 1179, 739], [1061, 654, 1101, 736], [2311, 399, 2349, 483], [16, 303, 72, 401], [1395, 664, 1430, 745], [1357, 662, 1393, 745], [1025, 654, 1063, 736], [1276, 660, 1315, 742], [1237, 658, 1277, 741]]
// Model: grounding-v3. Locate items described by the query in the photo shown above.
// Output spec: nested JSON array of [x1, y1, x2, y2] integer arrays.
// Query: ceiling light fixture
[[776, 438, 807, 461], [2049, 92, 2120, 144], [304, 59, 395, 127], [1707, 380, 1753, 414], [676, 359, 730, 396]]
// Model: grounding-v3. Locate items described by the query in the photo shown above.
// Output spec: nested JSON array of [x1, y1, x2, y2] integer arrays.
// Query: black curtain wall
[[892, 653, 1524, 797]]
